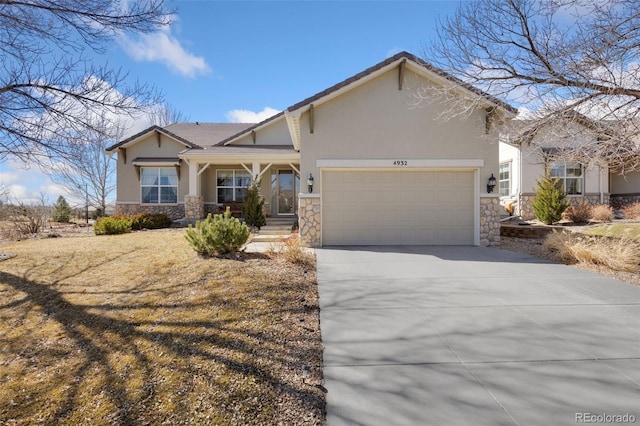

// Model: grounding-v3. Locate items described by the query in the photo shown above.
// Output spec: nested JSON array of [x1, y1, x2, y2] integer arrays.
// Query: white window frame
[[140, 167, 178, 204], [499, 162, 511, 197], [216, 169, 252, 203], [549, 161, 583, 195]]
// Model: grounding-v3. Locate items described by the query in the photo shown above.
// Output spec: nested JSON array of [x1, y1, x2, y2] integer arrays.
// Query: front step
[[251, 217, 295, 242], [265, 217, 296, 226], [251, 234, 291, 243], [259, 225, 293, 235]]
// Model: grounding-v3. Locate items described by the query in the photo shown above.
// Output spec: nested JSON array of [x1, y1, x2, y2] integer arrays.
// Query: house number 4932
[[393, 160, 408, 166]]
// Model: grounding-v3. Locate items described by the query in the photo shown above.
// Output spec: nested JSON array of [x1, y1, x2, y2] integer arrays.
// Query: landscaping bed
[[496, 221, 640, 287]]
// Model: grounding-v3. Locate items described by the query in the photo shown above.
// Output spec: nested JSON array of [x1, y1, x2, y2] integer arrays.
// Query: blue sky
[[3, 0, 463, 205]]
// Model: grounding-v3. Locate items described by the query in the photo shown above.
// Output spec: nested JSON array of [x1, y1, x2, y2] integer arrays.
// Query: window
[[549, 161, 583, 195], [499, 162, 510, 197], [217, 170, 251, 203], [141, 168, 178, 204]]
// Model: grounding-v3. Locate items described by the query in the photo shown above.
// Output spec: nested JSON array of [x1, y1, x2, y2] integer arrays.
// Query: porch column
[[185, 161, 204, 220], [252, 162, 261, 181], [188, 161, 200, 195]]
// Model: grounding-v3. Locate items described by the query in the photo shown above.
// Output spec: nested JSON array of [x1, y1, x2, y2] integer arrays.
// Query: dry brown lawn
[[0, 229, 324, 425]]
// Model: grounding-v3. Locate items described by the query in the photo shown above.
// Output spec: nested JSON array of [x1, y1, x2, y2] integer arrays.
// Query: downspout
[[518, 142, 523, 217], [599, 165, 604, 204]]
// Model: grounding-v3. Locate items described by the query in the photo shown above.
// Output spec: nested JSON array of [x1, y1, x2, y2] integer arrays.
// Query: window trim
[[216, 169, 252, 204], [498, 161, 511, 197], [140, 167, 179, 205], [548, 161, 584, 196]]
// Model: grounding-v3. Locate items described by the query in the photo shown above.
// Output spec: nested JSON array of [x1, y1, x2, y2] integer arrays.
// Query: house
[[106, 52, 517, 247], [499, 114, 609, 218], [499, 113, 640, 218]]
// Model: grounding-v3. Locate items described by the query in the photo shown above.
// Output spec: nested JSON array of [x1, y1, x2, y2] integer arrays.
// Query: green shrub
[[242, 180, 266, 229], [185, 207, 250, 256], [94, 217, 132, 235], [52, 195, 71, 223], [129, 213, 172, 230], [533, 174, 570, 224]]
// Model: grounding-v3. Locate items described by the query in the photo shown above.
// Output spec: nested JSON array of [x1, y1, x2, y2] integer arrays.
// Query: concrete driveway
[[317, 246, 640, 426]]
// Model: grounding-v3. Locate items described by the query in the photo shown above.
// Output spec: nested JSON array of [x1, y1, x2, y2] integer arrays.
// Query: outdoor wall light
[[487, 173, 497, 193], [307, 173, 314, 193]]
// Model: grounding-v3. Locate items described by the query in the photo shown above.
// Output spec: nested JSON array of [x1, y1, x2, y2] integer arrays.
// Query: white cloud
[[0, 162, 85, 206], [225, 107, 280, 123], [118, 23, 210, 78]]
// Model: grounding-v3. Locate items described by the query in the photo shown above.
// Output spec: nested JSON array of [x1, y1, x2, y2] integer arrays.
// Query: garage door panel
[[323, 170, 475, 245]]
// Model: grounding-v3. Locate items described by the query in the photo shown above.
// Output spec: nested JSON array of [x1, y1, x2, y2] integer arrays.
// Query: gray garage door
[[322, 170, 474, 245]]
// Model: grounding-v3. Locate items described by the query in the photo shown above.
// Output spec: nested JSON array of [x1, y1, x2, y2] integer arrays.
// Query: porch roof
[[179, 144, 299, 163]]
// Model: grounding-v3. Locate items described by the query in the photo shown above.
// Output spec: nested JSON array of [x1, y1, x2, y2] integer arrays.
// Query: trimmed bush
[[94, 217, 132, 235], [129, 213, 172, 230], [185, 207, 250, 256], [590, 204, 614, 222], [533, 174, 570, 224]]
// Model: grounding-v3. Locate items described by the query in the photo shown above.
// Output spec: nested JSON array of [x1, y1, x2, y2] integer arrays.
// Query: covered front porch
[[180, 145, 301, 220]]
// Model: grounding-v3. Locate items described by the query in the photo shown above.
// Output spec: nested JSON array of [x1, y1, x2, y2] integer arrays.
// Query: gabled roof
[[105, 123, 254, 152], [217, 51, 518, 146], [165, 123, 254, 147], [506, 110, 610, 146], [288, 51, 517, 114]]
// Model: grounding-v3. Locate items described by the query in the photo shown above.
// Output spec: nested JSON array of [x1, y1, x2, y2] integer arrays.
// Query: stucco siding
[[299, 68, 498, 195], [115, 134, 188, 203], [233, 119, 292, 145], [516, 146, 608, 196], [611, 170, 640, 195], [499, 142, 520, 196]]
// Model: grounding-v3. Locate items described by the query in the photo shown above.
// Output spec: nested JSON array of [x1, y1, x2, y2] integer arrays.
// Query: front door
[[274, 170, 297, 215]]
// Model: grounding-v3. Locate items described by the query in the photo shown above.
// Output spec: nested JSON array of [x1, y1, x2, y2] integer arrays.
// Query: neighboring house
[[106, 52, 517, 247], [499, 115, 611, 219], [499, 112, 640, 218]]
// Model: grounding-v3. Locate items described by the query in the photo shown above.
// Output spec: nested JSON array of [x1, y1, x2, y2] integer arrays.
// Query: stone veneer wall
[[519, 193, 611, 219], [204, 203, 220, 216], [184, 195, 204, 220], [480, 196, 501, 246], [298, 194, 321, 247], [610, 194, 640, 209], [115, 203, 184, 220]]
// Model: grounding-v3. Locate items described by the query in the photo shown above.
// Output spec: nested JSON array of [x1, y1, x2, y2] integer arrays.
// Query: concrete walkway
[[317, 246, 640, 426]]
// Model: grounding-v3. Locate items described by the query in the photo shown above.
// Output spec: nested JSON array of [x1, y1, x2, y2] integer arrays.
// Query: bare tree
[[424, 0, 640, 171], [0, 0, 173, 163], [146, 103, 189, 127], [45, 116, 119, 213]]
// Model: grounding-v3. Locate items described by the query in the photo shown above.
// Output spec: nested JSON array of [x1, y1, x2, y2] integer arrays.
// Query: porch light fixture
[[487, 173, 497, 193], [307, 173, 314, 193]]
